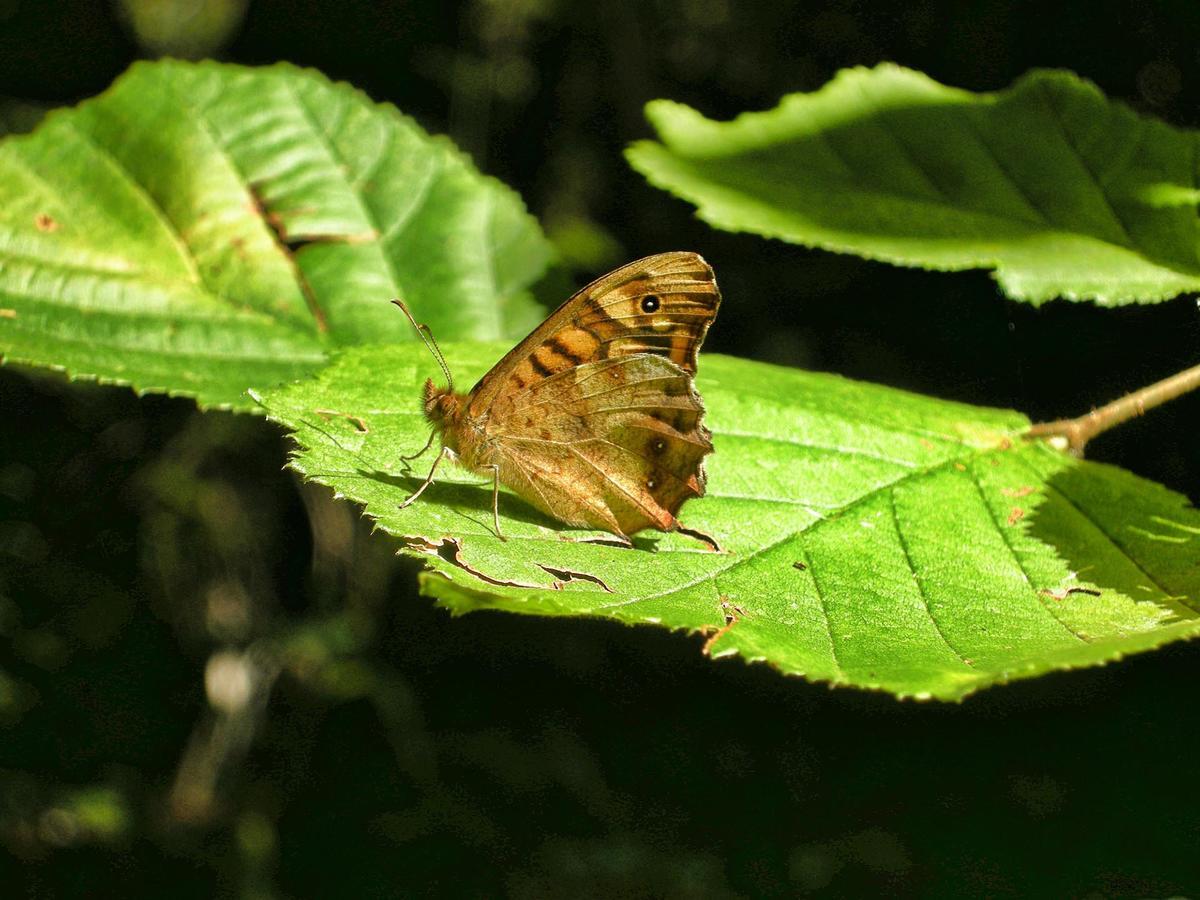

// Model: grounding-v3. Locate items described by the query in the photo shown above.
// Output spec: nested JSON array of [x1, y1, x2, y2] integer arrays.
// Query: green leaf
[[257, 343, 1200, 700], [0, 60, 552, 409], [627, 65, 1200, 306]]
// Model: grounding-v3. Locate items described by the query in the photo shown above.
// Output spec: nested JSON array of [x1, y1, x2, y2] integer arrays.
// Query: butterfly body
[[406, 251, 721, 542]]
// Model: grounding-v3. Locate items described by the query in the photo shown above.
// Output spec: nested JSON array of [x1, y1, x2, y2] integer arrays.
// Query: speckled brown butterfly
[[392, 251, 720, 548]]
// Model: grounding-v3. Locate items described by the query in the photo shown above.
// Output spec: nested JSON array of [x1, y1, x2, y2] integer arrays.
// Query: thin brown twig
[[701, 598, 744, 656], [1025, 362, 1200, 456]]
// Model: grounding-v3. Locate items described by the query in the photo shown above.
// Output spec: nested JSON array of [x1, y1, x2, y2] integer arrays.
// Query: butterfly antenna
[[390, 299, 454, 392]]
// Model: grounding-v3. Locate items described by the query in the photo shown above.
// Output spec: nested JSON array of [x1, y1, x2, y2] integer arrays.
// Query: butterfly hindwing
[[487, 355, 711, 536]]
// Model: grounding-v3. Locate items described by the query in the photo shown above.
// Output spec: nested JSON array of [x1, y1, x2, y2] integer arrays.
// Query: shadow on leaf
[[1026, 457, 1200, 621]]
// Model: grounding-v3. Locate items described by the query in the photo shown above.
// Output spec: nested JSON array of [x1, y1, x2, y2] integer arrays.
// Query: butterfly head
[[391, 298, 460, 431], [422, 378, 460, 428]]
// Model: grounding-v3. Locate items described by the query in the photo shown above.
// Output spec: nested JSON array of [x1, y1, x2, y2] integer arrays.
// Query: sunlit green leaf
[[628, 65, 1200, 306], [258, 343, 1200, 700], [0, 60, 552, 409]]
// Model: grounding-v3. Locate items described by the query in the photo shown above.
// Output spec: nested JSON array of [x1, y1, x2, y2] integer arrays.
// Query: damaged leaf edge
[[418, 569, 1200, 701]]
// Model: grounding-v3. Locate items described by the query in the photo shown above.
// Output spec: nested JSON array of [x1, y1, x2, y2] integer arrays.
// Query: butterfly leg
[[399, 429, 437, 469], [399, 446, 448, 508], [485, 464, 506, 541]]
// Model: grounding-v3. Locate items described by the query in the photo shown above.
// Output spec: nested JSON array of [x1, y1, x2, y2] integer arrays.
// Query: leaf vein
[[966, 461, 1091, 643], [960, 111, 1053, 225], [1035, 80, 1137, 248], [1024, 459, 1200, 615], [799, 546, 848, 680], [888, 489, 975, 667], [283, 78, 408, 304], [714, 428, 920, 468], [59, 120, 202, 284]]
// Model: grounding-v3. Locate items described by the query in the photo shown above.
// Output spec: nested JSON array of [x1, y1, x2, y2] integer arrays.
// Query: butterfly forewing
[[575, 253, 718, 374], [465, 251, 720, 420]]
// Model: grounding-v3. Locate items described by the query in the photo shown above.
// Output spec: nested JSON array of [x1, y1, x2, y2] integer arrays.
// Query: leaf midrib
[[282, 77, 405, 303], [61, 118, 203, 284], [3, 321, 326, 364], [598, 446, 995, 609]]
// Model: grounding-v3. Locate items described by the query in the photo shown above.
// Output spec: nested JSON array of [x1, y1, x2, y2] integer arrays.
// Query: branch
[[1025, 362, 1200, 456]]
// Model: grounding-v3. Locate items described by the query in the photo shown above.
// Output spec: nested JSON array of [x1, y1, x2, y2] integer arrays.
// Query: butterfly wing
[[464, 251, 720, 420], [486, 354, 711, 536]]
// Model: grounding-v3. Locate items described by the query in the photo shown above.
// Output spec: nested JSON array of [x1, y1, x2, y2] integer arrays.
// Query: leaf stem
[[1025, 362, 1200, 456]]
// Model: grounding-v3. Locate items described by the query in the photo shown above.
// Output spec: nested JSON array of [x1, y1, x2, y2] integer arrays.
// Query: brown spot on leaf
[[34, 212, 57, 232], [1001, 485, 1036, 498], [314, 408, 369, 433], [1040, 586, 1102, 602], [1007, 507, 1025, 525], [250, 183, 331, 333]]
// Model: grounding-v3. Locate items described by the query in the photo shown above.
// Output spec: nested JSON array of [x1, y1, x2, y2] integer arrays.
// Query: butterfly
[[393, 251, 721, 547]]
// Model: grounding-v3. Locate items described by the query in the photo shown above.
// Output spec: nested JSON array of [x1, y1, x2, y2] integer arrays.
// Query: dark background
[[1, 1, 1198, 896]]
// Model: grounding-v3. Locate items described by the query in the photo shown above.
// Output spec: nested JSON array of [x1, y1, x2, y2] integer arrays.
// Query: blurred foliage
[[0, 97, 45, 137], [0, 60, 554, 410], [116, 0, 249, 58], [1, 0, 1199, 897]]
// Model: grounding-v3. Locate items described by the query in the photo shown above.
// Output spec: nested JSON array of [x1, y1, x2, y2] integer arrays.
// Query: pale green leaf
[[627, 65, 1200, 305], [257, 343, 1200, 700], [0, 60, 552, 409]]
